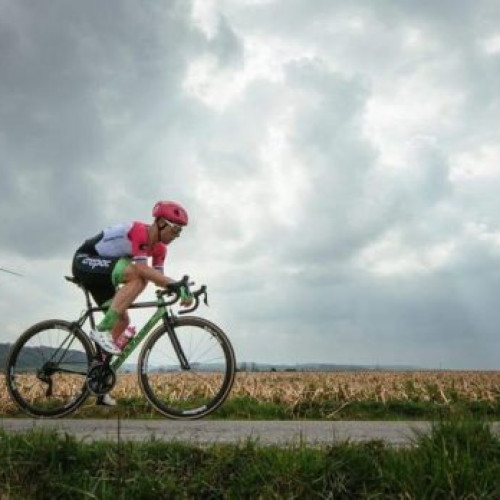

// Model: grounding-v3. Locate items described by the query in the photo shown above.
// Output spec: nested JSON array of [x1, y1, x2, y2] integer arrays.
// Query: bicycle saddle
[[65, 275, 85, 288]]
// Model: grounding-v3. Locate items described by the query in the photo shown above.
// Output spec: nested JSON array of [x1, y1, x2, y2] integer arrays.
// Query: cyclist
[[72, 200, 193, 405]]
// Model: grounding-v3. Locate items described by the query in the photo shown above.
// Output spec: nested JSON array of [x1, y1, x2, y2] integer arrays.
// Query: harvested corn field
[[2, 371, 500, 418], [224, 371, 500, 405], [112, 371, 500, 404]]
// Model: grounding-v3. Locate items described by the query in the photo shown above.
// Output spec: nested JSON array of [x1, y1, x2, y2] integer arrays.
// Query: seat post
[[65, 276, 99, 330], [83, 288, 93, 311]]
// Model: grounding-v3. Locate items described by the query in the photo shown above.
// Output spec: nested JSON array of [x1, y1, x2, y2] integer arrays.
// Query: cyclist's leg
[[74, 257, 146, 342], [92, 259, 142, 341], [110, 311, 130, 342], [72, 253, 123, 348], [106, 262, 147, 336]]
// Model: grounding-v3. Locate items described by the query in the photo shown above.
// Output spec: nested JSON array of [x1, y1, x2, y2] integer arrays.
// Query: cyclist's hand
[[179, 285, 194, 308]]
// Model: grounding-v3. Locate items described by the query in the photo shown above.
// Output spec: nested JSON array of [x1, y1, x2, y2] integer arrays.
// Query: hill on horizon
[[0, 343, 420, 372]]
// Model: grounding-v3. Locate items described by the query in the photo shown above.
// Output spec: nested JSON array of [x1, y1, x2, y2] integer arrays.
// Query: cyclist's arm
[[134, 262, 193, 306], [128, 223, 171, 287], [133, 261, 174, 288]]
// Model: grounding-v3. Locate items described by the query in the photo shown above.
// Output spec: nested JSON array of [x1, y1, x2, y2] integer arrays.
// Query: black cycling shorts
[[72, 252, 120, 306]]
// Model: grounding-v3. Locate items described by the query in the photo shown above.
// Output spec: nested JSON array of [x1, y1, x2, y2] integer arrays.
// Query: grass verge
[[1, 419, 500, 498], [4, 396, 500, 420]]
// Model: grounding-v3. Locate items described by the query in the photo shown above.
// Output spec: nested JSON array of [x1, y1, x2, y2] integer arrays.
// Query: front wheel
[[138, 316, 236, 419], [5, 319, 94, 418]]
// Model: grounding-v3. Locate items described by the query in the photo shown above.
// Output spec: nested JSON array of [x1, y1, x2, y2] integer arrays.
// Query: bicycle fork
[[164, 318, 190, 370]]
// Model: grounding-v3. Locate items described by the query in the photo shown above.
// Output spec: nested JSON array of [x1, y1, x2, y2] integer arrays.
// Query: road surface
[[3, 419, 499, 446], [0, 419, 442, 446]]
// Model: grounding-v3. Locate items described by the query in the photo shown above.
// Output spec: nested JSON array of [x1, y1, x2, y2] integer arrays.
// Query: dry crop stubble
[[2, 371, 500, 413]]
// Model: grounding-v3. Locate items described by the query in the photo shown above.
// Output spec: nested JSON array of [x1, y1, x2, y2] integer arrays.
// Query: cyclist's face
[[158, 219, 182, 242]]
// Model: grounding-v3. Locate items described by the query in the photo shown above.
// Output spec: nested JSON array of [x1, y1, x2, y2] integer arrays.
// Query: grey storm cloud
[[0, 0, 227, 257]]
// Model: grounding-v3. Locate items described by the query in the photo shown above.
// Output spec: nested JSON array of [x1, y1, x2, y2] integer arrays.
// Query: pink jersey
[[94, 222, 166, 271]]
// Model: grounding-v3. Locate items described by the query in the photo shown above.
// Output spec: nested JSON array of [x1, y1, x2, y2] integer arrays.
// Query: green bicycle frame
[[75, 292, 175, 371], [110, 304, 167, 371], [71, 276, 202, 373]]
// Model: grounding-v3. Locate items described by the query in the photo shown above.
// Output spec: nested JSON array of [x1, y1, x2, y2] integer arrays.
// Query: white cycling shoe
[[89, 329, 121, 355], [96, 393, 117, 406]]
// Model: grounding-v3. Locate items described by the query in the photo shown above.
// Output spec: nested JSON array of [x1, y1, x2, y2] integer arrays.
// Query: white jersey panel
[[94, 223, 134, 257]]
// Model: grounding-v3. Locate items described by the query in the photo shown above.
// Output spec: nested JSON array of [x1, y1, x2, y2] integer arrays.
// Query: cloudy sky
[[1, 0, 500, 369]]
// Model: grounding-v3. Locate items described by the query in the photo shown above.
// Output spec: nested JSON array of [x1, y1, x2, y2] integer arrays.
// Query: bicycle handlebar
[[155, 275, 209, 314]]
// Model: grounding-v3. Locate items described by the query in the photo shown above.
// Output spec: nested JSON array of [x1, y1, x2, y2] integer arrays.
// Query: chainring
[[86, 362, 116, 395]]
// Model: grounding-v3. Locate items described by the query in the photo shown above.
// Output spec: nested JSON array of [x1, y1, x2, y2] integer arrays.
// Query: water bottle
[[115, 325, 136, 350]]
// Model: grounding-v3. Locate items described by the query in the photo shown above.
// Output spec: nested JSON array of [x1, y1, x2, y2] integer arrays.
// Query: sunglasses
[[160, 219, 183, 235]]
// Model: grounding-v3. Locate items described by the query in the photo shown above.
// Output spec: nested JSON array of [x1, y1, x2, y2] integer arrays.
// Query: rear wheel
[[138, 316, 236, 419], [5, 320, 94, 417]]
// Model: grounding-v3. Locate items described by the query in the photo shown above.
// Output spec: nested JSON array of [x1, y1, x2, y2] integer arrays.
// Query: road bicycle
[[5, 276, 236, 419]]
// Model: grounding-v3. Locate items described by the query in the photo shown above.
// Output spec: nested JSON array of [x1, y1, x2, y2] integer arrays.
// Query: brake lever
[[200, 285, 208, 306]]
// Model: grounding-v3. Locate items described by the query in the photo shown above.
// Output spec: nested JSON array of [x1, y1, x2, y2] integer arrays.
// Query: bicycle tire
[[138, 316, 236, 419], [5, 319, 94, 418]]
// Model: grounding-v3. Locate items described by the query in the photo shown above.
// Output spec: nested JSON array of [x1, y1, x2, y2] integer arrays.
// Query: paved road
[[3, 419, 499, 446], [0, 419, 438, 446]]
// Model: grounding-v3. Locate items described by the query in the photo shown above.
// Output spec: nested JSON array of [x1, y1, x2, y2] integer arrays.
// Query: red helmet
[[152, 201, 189, 226]]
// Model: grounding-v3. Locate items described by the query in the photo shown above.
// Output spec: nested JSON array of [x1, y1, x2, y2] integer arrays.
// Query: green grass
[[75, 397, 500, 421], [1, 419, 500, 498], [4, 396, 500, 420]]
